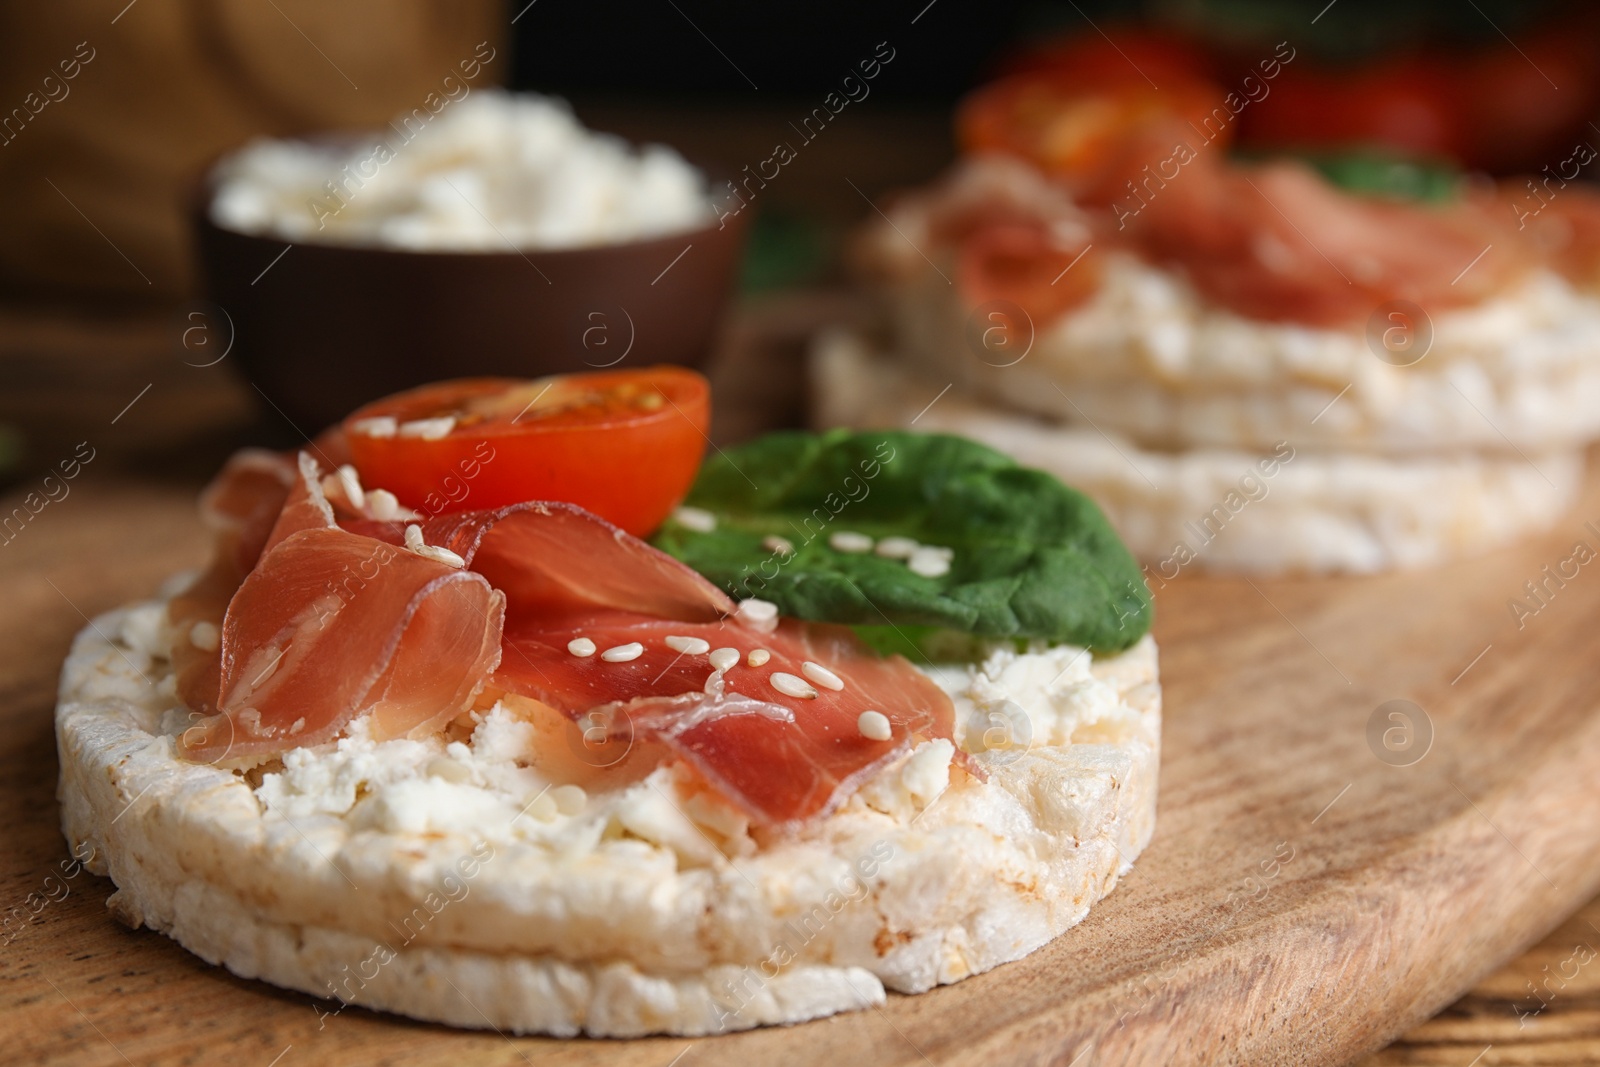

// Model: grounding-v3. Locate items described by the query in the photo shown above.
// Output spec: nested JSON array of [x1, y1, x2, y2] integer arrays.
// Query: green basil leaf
[[651, 430, 1152, 653]]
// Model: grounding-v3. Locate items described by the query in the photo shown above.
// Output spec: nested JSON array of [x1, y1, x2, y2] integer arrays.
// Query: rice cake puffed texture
[[58, 595, 1160, 1037], [812, 330, 1583, 575]]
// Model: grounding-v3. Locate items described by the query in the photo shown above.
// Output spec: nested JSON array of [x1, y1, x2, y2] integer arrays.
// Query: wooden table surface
[[4, 300, 1600, 1065]]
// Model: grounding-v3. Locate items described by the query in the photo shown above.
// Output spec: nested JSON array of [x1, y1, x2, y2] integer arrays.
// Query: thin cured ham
[[492, 612, 956, 826], [348, 502, 957, 826], [168, 449, 296, 715], [889, 157, 1105, 323], [1506, 182, 1600, 289], [346, 501, 736, 623], [1121, 158, 1529, 326], [175, 454, 957, 826], [957, 220, 1100, 330], [180, 455, 503, 760]]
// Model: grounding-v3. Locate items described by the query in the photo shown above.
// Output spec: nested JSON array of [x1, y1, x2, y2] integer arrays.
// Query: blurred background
[[0, 0, 1594, 469], [6, 4, 1600, 1060]]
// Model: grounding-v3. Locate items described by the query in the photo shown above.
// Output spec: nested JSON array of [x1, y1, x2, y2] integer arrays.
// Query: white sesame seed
[[770, 671, 818, 699], [762, 535, 795, 555], [673, 506, 717, 532], [800, 660, 844, 691], [402, 523, 465, 568], [398, 416, 456, 440], [829, 530, 874, 554], [747, 648, 771, 667], [858, 710, 892, 741], [351, 416, 397, 438], [665, 635, 711, 655], [188, 620, 220, 652], [908, 547, 952, 578], [738, 598, 778, 620], [874, 536, 920, 559], [364, 488, 419, 521], [414, 544, 466, 569], [567, 637, 596, 657], [552, 784, 588, 814], [288, 716, 305, 735], [601, 642, 644, 662], [735, 598, 779, 631], [336, 464, 365, 509], [366, 488, 401, 521], [708, 647, 740, 672]]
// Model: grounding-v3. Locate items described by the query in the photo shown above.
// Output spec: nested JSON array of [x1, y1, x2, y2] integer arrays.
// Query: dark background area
[[0, 0, 1595, 482], [508, 0, 1568, 102]]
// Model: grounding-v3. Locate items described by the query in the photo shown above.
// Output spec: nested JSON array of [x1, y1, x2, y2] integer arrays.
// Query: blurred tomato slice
[[957, 72, 1230, 201], [1237, 56, 1467, 162], [343, 367, 710, 537], [1464, 23, 1600, 171], [998, 27, 1214, 88]]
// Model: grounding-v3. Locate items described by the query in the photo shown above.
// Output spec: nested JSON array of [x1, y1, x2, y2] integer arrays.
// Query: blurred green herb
[[738, 207, 831, 292], [1302, 149, 1463, 202]]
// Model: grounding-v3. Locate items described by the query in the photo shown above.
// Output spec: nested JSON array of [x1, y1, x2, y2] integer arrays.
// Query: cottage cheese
[[56, 597, 1159, 1036], [209, 92, 713, 250]]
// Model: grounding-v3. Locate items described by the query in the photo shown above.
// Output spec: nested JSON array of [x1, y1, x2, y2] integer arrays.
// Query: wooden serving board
[[7, 451, 1600, 1064]]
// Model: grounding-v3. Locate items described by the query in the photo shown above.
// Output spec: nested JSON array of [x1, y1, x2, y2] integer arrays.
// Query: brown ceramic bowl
[[195, 165, 747, 431]]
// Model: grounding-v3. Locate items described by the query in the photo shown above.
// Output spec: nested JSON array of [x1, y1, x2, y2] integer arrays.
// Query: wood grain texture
[[0, 1, 506, 299], [5, 299, 1600, 1064], [1357, 895, 1600, 1066]]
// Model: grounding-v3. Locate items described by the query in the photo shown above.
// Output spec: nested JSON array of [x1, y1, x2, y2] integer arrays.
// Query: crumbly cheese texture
[[867, 156, 1600, 454], [57, 598, 1160, 1037], [210, 91, 713, 250], [813, 330, 1583, 575]]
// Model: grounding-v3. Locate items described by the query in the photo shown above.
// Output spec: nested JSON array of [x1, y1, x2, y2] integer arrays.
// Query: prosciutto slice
[[1123, 158, 1529, 326], [168, 449, 296, 714], [493, 612, 957, 826], [179, 455, 503, 760], [349, 503, 956, 824], [344, 500, 735, 622], [175, 454, 959, 826]]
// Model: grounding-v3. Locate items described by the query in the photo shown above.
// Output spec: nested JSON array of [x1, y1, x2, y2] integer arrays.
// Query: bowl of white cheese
[[196, 92, 746, 429]]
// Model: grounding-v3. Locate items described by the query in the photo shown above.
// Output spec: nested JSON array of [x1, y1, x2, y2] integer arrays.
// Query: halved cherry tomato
[[997, 27, 1214, 89], [1233, 16, 1600, 173], [957, 72, 1230, 203], [1236, 56, 1467, 163], [1463, 22, 1600, 171], [343, 367, 710, 537]]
